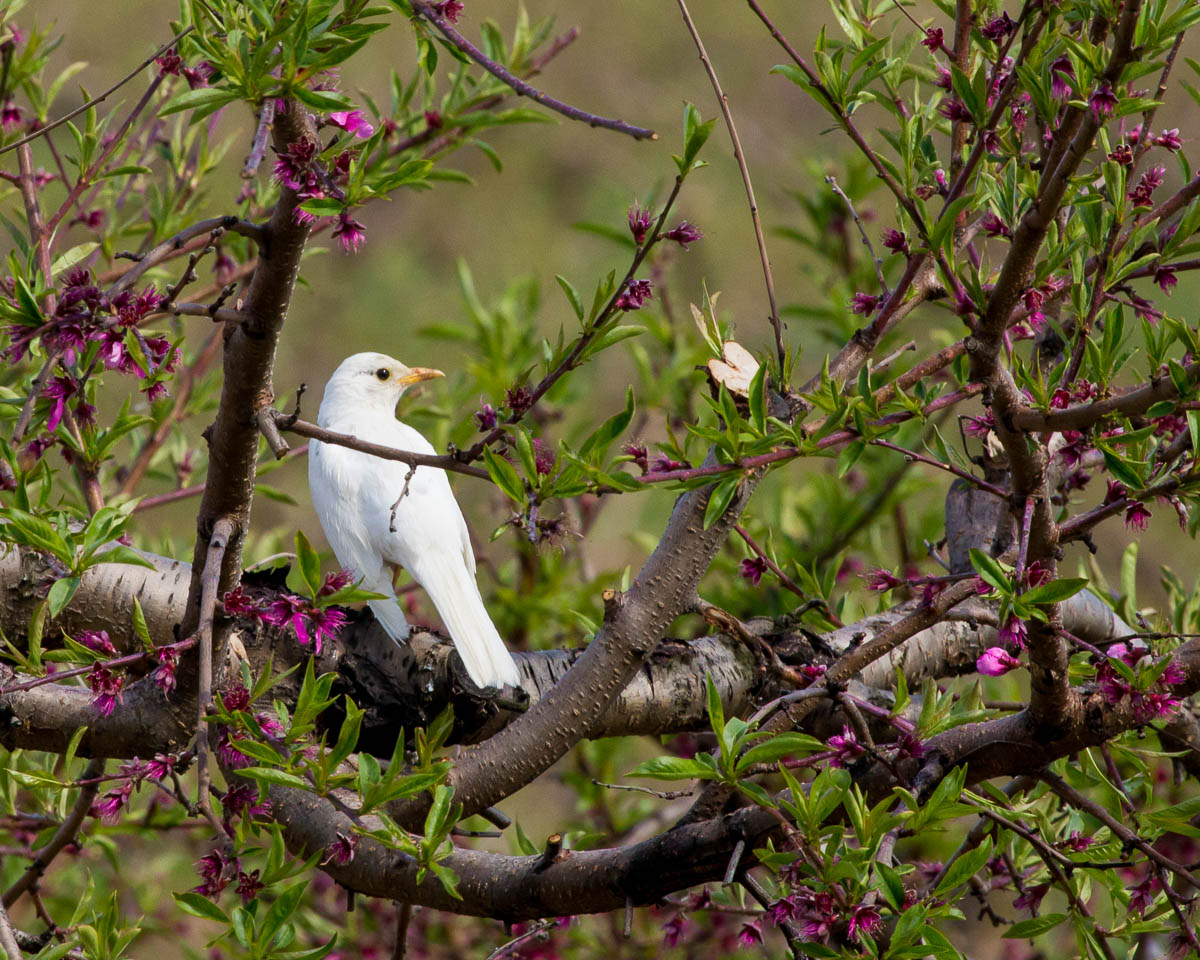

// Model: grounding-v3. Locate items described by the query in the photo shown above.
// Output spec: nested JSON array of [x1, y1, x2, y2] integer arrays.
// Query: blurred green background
[[14, 3, 1200, 957]]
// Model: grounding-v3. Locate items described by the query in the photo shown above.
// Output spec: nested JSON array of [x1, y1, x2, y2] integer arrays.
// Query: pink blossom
[[1089, 82, 1118, 121], [920, 27, 945, 52], [1154, 128, 1183, 151], [997, 615, 1028, 650], [665, 220, 703, 249], [628, 204, 652, 245], [881, 228, 909, 255], [977, 646, 1021, 676], [864, 568, 901, 591], [736, 919, 764, 946], [322, 831, 359, 866], [88, 663, 124, 716], [236, 869, 264, 905], [740, 556, 767, 586], [616, 278, 653, 311], [848, 903, 882, 942], [1125, 501, 1152, 531], [328, 110, 375, 138], [331, 211, 366, 253], [77, 630, 116, 655], [828, 725, 866, 767], [850, 292, 881, 315], [1155, 266, 1177, 294]]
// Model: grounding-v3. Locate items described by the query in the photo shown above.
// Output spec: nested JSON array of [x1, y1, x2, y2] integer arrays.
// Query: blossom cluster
[[222, 570, 352, 654]]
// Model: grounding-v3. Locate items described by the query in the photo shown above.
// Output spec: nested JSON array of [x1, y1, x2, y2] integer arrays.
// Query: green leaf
[[555, 275, 584, 322], [1003, 913, 1068, 938], [47, 577, 79, 618], [626, 756, 716, 780], [50, 243, 99, 277], [131, 597, 154, 652], [705, 672, 726, 738], [1018, 578, 1089, 605], [969, 548, 1011, 592], [736, 733, 824, 771], [482, 445, 525, 504], [934, 836, 993, 898], [238, 767, 311, 790], [295, 529, 323, 598], [172, 892, 230, 923], [158, 87, 239, 117], [702, 473, 741, 528]]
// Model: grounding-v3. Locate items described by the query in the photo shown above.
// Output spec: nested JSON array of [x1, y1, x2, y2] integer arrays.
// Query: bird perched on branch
[[307, 352, 521, 689]]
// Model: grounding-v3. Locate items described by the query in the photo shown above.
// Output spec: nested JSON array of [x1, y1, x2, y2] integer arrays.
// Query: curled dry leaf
[[706, 340, 759, 397]]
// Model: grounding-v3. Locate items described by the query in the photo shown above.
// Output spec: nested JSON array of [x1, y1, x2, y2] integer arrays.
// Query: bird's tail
[[415, 552, 521, 689], [368, 592, 410, 642]]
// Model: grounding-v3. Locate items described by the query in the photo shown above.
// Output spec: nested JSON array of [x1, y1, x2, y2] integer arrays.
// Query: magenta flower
[[223, 584, 264, 617], [828, 725, 866, 767], [921, 27, 945, 52], [848, 903, 882, 942], [864, 568, 901, 591], [146, 753, 179, 781], [306, 607, 346, 654], [1089, 82, 1119, 122], [331, 211, 366, 253], [982, 212, 1011, 239], [506, 385, 533, 414], [1155, 266, 1178, 295], [850, 292, 881, 315], [1060, 830, 1096, 852], [1125, 501, 1152, 531], [322, 831, 359, 866], [1050, 56, 1074, 98], [766, 897, 798, 925], [1, 100, 21, 130], [91, 781, 133, 824], [628, 205, 652, 245], [88, 663, 124, 716], [222, 783, 270, 824], [42, 376, 77, 432], [1014, 882, 1050, 913], [1129, 166, 1166, 207], [532, 437, 557, 475], [424, 109, 442, 129], [319, 569, 355, 596], [737, 919, 764, 946], [1128, 873, 1159, 916], [981, 12, 1016, 41], [221, 682, 251, 712], [273, 138, 316, 190], [938, 97, 972, 123], [616, 278, 653, 311], [475, 403, 498, 431], [193, 849, 231, 898], [77, 630, 116, 655], [740, 556, 768, 586], [650, 454, 689, 473], [1154, 128, 1183, 151], [997, 615, 1028, 651], [661, 913, 686, 948], [328, 110, 375, 138], [1105, 479, 1128, 504], [977, 646, 1021, 676], [432, 0, 464, 21], [236, 869, 264, 905], [622, 442, 649, 474], [933, 66, 953, 90], [182, 61, 215, 89], [881, 228, 908, 255], [665, 220, 703, 248], [154, 646, 179, 697]]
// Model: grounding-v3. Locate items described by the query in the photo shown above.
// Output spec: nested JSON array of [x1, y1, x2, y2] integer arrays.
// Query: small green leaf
[[172, 892, 230, 923], [1003, 913, 1068, 938], [934, 836, 993, 898]]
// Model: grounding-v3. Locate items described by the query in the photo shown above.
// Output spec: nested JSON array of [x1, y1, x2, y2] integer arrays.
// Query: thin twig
[[108, 216, 262, 298], [3, 758, 105, 907], [195, 517, 236, 831], [677, 0, 785, 373], [242, 99, 276, 179], [0, 901, 21, 960], [828, 176, 887, 296], [410, 1, 655, 141], [591, 780, 694, 800], [392, 902, 412, 960], [0, 26, 195, 157]]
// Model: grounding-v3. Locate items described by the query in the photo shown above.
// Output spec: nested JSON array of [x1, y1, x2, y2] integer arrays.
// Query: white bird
[[307, 352, 521, 689]]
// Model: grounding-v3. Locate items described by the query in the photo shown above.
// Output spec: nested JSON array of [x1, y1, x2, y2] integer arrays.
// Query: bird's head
[[319, 352, 445, 417]]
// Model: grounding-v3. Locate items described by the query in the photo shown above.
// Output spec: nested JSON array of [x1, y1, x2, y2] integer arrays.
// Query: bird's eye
[[375, 368, 390, 381]]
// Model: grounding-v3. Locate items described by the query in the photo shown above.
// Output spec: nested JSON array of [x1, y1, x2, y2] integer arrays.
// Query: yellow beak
[[397, 367, 445, 386]]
